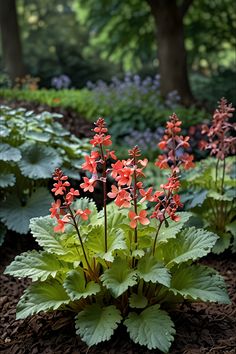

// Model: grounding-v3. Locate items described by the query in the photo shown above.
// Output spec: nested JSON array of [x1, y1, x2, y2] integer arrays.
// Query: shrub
[[0, 105, 90, 242], [182, 98, 236, 253], [5, 115, 230, 353]]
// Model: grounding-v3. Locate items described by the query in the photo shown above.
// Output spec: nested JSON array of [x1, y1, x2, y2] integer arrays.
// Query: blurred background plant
[[0, 105, 90, 242]]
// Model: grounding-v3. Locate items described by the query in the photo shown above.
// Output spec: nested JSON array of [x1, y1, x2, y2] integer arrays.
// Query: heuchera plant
[[182, 98, 236, 253], [5, 115, 230, 352]]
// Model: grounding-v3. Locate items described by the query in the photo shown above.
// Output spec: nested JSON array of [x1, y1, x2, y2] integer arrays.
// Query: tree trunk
[[147, 0, 194, 106], [0, 0, 25, 83]]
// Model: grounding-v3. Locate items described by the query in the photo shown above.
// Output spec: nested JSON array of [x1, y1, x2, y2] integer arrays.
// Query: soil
[[0, 231, 235, 354], [0, 99, 235, 353]]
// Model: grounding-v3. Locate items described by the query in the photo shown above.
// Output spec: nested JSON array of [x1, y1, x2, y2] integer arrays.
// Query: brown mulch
[[0, 231, 235, 354]]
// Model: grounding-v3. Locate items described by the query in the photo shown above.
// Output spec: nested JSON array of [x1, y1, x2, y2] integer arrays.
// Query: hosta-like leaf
[[157, 227, 217, 268], [0, 188, 53, 234], [101, 258, 137, 298], [208, 190, 234, 202], [86, 225, 127, 262], [4, 250, 72, 281], [124, 304, 175, 352], [18, 142, 62, 179], [129, 293, 148, 308], [0, 170, 16, 187], [25, 131, 51, 142], [170, 265, 230, 304], [16, 279, 70, 319], [64, 269, 100, 300], [137, 254, 171, 287], [75, 304, 122, 346], [30, 216, 73, 255], [0, 143, 21, 162], [156, 212, 192, 244]]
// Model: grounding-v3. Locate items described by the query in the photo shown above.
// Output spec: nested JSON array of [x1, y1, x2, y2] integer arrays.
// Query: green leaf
[[86, 225, 127, 262], [25, 131, 51, 142], [208, 190, 234, 202], [64, 269, 100, 300], [137, 254, 171, 287], [0, 170, 16, 188], [124, 304, 175, 352], [75, 304, 122, 346], [0, 223, 7, 246], [212, 233, 231, 254], [101, 258, 137, 298], [129, 293, 148, 309], [157, 227, 217, 268], [0, 188, 53, 234], [0, 143, 21, 162], [30, 216, 72, 255], [226, 220, 236, 237], [4, 250, 72, 281], [170, 265, 230, 304], [156, 212, 192, 244], [18, 142, 62, 179], [16, 279, 71, 319]]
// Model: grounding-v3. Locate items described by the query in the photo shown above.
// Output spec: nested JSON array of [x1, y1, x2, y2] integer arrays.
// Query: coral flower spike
[[128, 210, 150, 229]]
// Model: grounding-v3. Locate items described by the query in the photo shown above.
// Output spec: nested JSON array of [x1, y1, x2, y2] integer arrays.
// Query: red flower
[[155, 155, 169, 169], [80, 177, 96, 192], [181, 153, 195, 170], [66, 188, 80, 204], [139, 187, 154, 203], [75, 208, 91, 220], [52, 180, 70, 196], [115, 190, 132, 208], [110, 160, 124, 179], [54, 219, 65, 233], [117, 167, 133, 186], [49, 199, 61, 219], [90, 134, 112, 147], [82, 152, 99, 173], [128, 210, 150, 229]]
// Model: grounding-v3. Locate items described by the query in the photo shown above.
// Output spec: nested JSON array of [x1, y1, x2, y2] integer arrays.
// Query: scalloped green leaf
[[212, 233, 231, 254], [16, 279, 70, 319], [75, 304, 122, 346], [101, 258, 137, 298], [157, 227, 217, 268], [156, 212, 192, 244], [30, 216, 74, 255], [124, 304, 175, 352], [129, 293, 148, 309], [4, 250, 72, 281], [170, 265, 230, 304], [64, 269, 100, 300], [86, 225, 127, 262], [137, 254, 171, 287], [0, 143, 21, 162], [18, 142, 62, 179], [0, 188, 53, 234], [0, 170, 16, 187], [208, 190, 234, 202]]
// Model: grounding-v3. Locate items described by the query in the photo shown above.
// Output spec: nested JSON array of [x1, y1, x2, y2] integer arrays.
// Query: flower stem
[[100, 145, 108, 253]]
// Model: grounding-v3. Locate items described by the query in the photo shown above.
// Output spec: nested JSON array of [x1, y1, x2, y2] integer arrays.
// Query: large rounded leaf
[[18, 142, 62, 179], [0, 143, 21, 162], [0, 187, 53, 234]]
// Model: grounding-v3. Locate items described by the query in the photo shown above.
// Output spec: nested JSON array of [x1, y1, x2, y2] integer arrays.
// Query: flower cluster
[[201, 98, 236, 160], [50, 168, 90, 232], [155, 113, 195, 171]]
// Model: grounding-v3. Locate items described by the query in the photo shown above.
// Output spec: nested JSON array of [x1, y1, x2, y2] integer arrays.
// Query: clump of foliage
[[182, 98, 236, 253], [0, 105, 90, 241], [5, 115, 230, 352]]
